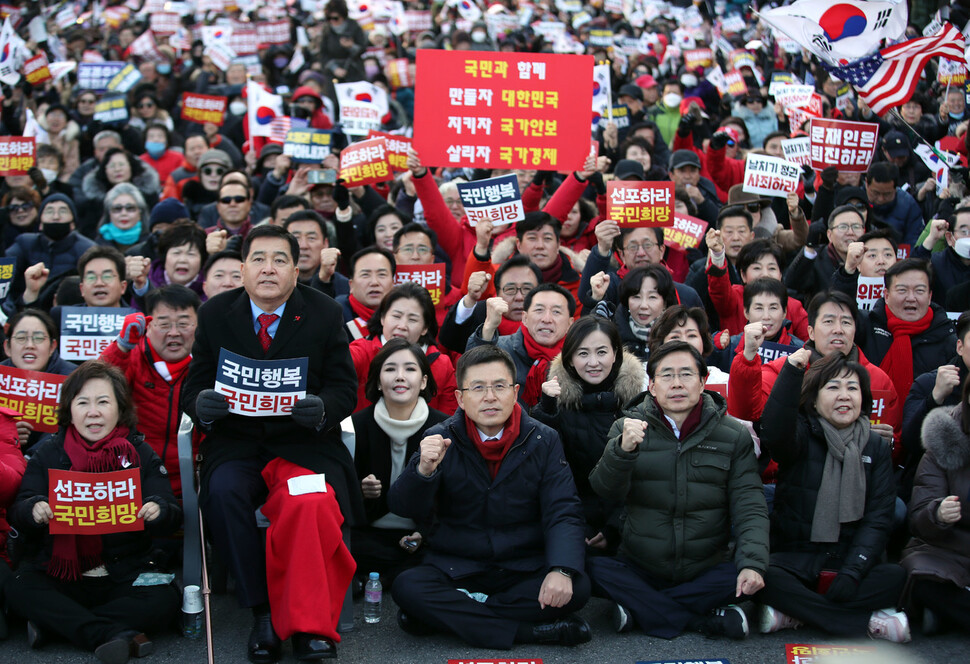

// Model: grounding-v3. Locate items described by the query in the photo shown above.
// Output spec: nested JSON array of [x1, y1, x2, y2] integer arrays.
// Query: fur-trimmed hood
[[82, 164, 160, 201], [548, 349, 645, 411], [921, 405, 970, 471], [38, 117, 81, 143]]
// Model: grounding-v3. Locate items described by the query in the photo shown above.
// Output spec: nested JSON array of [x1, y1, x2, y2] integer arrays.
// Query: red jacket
[[101, 339, 195, 497], [0, 410, 26, 561], [349, 336, 458, 415], [141, 150, 184, 185], [707, 262, 809, 340]]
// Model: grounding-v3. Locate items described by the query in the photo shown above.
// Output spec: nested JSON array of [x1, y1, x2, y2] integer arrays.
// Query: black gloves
[[824, 573, 859, 603], [291, 395, 325, 429], [196, 390, 229, 423], [677, 112, 695, 138], [333, 182, 351, 210], [588, 172, 607, 196], [709, 132, 730, 151], [820, 165, 839, 189], [533, 170, 555, 187], [801, 164, 816, 194], [806, 221, 827, 248]]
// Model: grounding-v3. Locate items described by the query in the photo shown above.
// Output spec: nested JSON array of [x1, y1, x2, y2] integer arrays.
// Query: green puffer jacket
[[590, 391, 769, 584]]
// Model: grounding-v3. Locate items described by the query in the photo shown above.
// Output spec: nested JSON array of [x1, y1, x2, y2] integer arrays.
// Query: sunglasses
[[219, 195, 247, 205], [326, 14, 341, 20], [9, 202, 34, 213], [110, 204, 138, 213], [202, 167, 226, 176]]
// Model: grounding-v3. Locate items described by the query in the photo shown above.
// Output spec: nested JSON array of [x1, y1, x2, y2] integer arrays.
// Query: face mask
[[157, 62, 172, 75], [681, 74, 697, 88], [364, 60, 379, 79], [42, 221, 71, 241], [955, 237, 970, 259], [950, 111, 964, 120], [229, 100, 247, 116], [663, 93, 682, 108], [183, 58, 193, 69], [145, 141, 166, 159], [273, 56, 289, 69], [40, 168, 58, 184], [472, 31, 487, 43]]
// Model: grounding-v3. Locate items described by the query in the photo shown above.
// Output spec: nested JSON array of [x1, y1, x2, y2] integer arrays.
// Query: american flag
[[828, 23, 965, 116], [268, 117, 308, 144]]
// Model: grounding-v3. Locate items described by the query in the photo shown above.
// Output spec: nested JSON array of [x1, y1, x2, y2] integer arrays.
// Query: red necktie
[[257, 313, 279, 353]]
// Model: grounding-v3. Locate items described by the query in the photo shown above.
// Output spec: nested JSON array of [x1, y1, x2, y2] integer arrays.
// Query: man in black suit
[[182, 224, 363, 662]]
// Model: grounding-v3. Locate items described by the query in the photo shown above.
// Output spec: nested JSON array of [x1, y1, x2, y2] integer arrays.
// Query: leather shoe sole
[[397, 610, 436, 636], [293, 633, 336, 660], [26, 621, 44, 650], [94, 638, 130, 664]]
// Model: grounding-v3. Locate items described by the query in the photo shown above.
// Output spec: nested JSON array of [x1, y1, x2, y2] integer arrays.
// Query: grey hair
[[93, 130, 122, 147], [101, 182, 149, 227]]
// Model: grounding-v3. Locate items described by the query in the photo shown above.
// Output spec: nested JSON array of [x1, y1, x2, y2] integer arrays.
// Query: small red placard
[[606, 181, 674, 228], [339, 137, 393, 187], [49, 468, 144, 535]]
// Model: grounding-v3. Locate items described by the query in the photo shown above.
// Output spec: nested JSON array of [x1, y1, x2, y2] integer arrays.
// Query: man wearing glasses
[[206, 180, 254, 255], [589, 340, 769, 640], [389, 344, 591, 649], [785, 205, 868, 303], [100, 285, 200, 497], [913, 208, 970, 302], [391, 223, 462, 322]]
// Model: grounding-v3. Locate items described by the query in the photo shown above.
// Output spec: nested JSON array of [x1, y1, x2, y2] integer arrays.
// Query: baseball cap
[[669, 150, 701, 171]]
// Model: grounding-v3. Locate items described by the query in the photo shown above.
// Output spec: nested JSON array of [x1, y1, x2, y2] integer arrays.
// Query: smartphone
[[308, 169, 338, 185], [403, 539, 418, 550], [816, 569, 837, 594]]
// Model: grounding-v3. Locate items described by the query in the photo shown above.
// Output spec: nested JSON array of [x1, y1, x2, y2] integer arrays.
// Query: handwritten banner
[[215, 348, 308, 416], [455, 173, 524, 227], [742, 154, 800, 198], [338, 137, 392, 186], [181, 93, 227, 125], [395, 264, 446, 306], [414, 50, 593, 170], [606, 181, 674, 227], [0, 137, 35, 176], [0, 365, 63, 433], [809, 118, 878, 173], [283, 128, 332, 163], [60, 307, 132, 361], [856, 275, 885, 311], [664, 214, 708, 250], [49, 468, 143, 535]]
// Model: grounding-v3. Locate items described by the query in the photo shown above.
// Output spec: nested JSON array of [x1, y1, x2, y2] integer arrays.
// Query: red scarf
[[521, 326, 565, 407], [348, 295, 375, 322], [497, 316, 521, 336], [880, 307, 933, 399], [540, 253, 564, 285], [464, 403, 522, 479], [147, 339, 192, 382], [49, 425, 140, 581]]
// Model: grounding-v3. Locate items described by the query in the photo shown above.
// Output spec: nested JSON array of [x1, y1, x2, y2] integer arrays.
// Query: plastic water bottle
[[363, 572, 382, 623], [181, 585, 204, 639]]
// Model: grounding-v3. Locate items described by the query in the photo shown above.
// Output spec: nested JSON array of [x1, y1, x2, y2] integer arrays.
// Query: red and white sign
[[23, 53, 51, 85], [664, 214, 708, 250], [0, 137, 35, 176], [606, 181, 674, 228], [49, 468, 143, 535], [414, 50, 593, 170], [0, 365, 64, 433], [149, 12, 181, 35], [856, 275, 885, 311], [810, 118, 879, 173], [395, 264, 446, 306], [786, 643, 876, 664], [683, 47, 713, 70], [742, 154, 800, 198], [256, 20, 290, 45], [339, 137, 393, 187], [367, 130, 411, 172], [181, 93, 227, 125]]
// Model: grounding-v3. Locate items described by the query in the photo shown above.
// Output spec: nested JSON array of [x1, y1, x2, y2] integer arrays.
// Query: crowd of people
[[0, 0, 969, 662]]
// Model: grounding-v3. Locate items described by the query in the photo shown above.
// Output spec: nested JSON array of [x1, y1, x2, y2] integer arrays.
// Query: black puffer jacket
[[760, 361, 896, 582], [9, 429, 182, 581], [1, 230, 97, 316], [856, 300, 957, 379]]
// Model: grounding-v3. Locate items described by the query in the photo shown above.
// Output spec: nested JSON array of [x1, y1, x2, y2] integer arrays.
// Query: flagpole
[[887, 107, 952, 165]]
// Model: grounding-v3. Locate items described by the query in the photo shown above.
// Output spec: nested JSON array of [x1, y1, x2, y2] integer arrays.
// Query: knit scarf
[[49, 425, 139, 581], [497, 316, 522, 336], [99, 221, 143, 245], [148, 339, 192, 383], [811, 417, 869, 543], [521, 327, 565, 407], [373, 398, 429, 485], [464, 402, 522, 479], [628, 315, 653, 342], [540, 253, 564, 285], [880, 307, 933, 399], [348, 295, 376, 322]]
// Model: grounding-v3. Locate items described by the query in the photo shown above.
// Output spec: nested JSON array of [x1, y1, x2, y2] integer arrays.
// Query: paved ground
[[0, 592, 965, 663]]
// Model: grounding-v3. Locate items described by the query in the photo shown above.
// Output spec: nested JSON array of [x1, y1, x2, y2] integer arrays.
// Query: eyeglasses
[[952, 226, 970, 238], [203, 167, 227, 177], [42, 206, 71, 219], [153, 320, 194, 332], [136, 102, 155, 109], [625, 241, 658, 253], [830, 223, 865, 233], [459, 382, 512, 397], [655, 370, 700, 383], [110, 204, 137, 214], [9, 202, 34, 213], [83, 271, 119, 283], [501, 284, 534, 297], [397, 245, 431, 256], [219, 195, 247, 205], [11, 332, 50, 345]]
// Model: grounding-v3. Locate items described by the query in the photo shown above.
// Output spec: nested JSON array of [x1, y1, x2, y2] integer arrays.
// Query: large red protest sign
[[606, 181, 674, 227], [181, 93, 227, 125], [0, 365, 65, 434], [870, 389, 894, 426], [0, 137, 35, 176], [49, 468, 143, 535], [810, 118, 879, 173], [339, 137, 393, 187], [413, 50, 593, 170], [395, 264, 446, 306]]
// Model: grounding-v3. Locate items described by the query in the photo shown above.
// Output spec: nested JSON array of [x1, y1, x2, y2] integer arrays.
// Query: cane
[[199, 507, 215, 664]]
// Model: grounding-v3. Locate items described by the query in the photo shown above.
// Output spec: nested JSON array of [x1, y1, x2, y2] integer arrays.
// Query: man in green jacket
[[588, 341, 769, 640]]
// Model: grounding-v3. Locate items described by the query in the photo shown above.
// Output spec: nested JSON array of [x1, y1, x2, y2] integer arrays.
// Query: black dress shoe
[[292, 632, 336, 660], [26, 621, 44, 649], [94, 630, 153, 664], [530, 615, 592, 646], [248, 613, 282, 664], [396, 609, 436, 636]]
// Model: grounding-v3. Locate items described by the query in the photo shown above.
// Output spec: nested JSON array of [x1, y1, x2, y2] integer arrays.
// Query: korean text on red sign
[[0, 257, 13, 298], [49, 468, 143, 535], [742, 154, 801, 198], [664, 214, 708, 250], [870, 389, 893, 425], [786, 643, 876, 664], [456, 173, 524, 227], [413, 50, 593, 170], [214, 348, 308, 417], [606, 181, 674, 228], [395, 264, 446, 306], [23, 54, 52, 85], [810, 118, 879, 173], [0, 137, 35, 176], [339, 137, 393, 187], [367, 130, 412, 172], [181, 93, 228, 125], [60, 307, 133, 361], [0, 365, 64, 434]]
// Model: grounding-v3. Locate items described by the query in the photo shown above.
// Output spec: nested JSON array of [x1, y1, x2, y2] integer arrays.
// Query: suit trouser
[[587, 556, 738, 638], [392, 563, 591, 649], [910, 577, 970, 630], [757, 563, 906, 635], [4, 570, 178, 650], [350, 526, 424, 589]]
